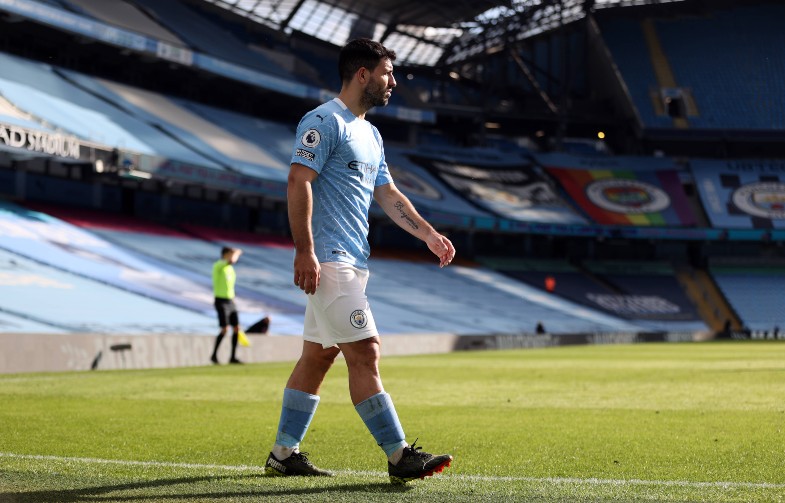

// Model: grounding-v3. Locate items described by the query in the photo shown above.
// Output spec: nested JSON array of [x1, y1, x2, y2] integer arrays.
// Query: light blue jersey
[[291, 98, 393, 269]]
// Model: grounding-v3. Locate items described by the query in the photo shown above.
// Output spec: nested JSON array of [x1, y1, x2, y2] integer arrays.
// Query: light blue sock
[[275, 388, 320, 448], [355, 392, 406, 457]]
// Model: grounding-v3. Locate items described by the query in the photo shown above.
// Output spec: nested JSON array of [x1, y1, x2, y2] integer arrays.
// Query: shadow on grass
[[0, 473, 411, 502]]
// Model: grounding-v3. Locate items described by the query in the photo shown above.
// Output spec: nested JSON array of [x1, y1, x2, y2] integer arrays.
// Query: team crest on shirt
[[301, 129, 321, 148], [350, 310, 367, 329]]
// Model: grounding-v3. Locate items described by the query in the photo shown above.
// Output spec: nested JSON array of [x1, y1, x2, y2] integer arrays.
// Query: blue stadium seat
[[711, 265, 785, 330], [130, 0, 297, 81], [599, 18, 672, 129], [0, 201, 645, 336], [0, 51, 222, 168], [601, 6, 785, 131], [655, 5, 785, 130]]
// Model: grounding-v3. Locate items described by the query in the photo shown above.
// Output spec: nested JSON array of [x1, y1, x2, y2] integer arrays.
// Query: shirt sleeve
[[291, 110, 338, 174]]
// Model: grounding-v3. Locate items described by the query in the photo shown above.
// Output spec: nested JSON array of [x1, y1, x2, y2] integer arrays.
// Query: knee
[[304, 348, 340, 373], [344, 340, 380, 373]]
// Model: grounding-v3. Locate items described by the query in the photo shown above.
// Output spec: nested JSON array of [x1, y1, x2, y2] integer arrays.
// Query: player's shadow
[[0, 474, 412, 502]]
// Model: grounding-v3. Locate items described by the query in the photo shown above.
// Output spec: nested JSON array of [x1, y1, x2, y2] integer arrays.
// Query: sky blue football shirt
[[290, 98, 393, 269]]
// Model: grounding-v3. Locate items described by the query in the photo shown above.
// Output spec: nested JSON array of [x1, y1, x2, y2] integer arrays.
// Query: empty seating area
[[0, 201, 647, 336], [84, 75, 290, 179], [598, 18, 673, 129], [62, 0, 186, 46], [2, 2, 783, 342], [582, 260, 704, 331], [600, 5, 785, 131], [711, 263, 785, 331], [130, 0, 296, 81], [0, 174, 769, 339], [0, 51, 295, 179], [479, 257, 706, 332], [655, 5, 785, 130], [0, 52, 222, 167], [368, 258, 641, 335]]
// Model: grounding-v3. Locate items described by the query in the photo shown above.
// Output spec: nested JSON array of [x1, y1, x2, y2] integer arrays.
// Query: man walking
[[264, 38, 455, 484]]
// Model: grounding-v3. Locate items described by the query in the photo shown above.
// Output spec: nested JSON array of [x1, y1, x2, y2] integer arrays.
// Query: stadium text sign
[[0, 123, 80, 160]]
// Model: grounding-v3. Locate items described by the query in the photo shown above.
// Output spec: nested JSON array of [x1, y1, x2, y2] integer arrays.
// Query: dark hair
[[221, 246, 234, 257], [338, 38, 396, 83]]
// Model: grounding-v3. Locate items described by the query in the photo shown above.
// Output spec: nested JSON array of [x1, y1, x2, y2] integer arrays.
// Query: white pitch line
[[1, 452, 784, 490]]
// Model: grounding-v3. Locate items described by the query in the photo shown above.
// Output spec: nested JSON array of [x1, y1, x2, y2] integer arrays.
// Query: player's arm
[[288, 163, 320, 294], [374, 182, 455, 268]]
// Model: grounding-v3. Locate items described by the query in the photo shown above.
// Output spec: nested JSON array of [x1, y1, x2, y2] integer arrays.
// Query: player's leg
[[330, 265, 452, 484], [285, 340, 340, 395], [339, 337, 406, 459], [320, 265, 407, 463], [210, 328, 226, 364], [339, 337, 451, 483], [338, 336, 383, 404], [228, 304, 241, 364], [265, 301, 338, 477], [211, 299, 229, 364]]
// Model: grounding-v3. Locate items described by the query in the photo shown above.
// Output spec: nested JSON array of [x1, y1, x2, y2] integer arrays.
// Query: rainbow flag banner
[[539, 155, 697, 226]]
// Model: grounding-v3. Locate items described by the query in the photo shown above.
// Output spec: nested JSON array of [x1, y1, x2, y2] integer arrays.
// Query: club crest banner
[[691, 159, 785, 229]]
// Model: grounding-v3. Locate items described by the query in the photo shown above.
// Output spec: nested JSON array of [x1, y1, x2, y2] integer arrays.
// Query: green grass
[[1, 341, 785, 502]]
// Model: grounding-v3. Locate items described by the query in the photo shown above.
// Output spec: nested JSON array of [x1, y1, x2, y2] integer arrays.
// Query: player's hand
[[293, 251, 320, 294], [426, 233, 455, 268]]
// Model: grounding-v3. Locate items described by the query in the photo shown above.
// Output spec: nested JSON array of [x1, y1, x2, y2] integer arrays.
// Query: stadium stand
[[478, 257, 707, 332], [130, 0, 296, 80], [581, 260, 706, 331], [285, 35, 341, 90], [61, 0, 187, 46], [597, 17, 674, 129], [0, 51, 221, 167], [655, 4, 785, 131], [599, 4, 785, 132], [72, 74, 290, 179], [675, 265, 740, 333], [0, 49, 297, 179], [177, 101, 295, 171], [0, 246, 215, 334], [2, 0, 784, 372], [368, 258, 642, 335], [7, 201, 645, 337], [710, 260, 785, 331]]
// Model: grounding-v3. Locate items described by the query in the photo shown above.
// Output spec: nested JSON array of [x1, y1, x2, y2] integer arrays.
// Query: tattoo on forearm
[[394, 201, 419, 230]]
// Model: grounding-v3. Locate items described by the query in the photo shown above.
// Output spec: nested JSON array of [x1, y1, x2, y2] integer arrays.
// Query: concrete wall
[[0, 332, 461, 374], [0, 330, 704, 374]]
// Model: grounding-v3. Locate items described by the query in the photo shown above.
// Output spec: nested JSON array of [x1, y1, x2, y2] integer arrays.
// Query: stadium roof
[[203, 0, 687, 66]]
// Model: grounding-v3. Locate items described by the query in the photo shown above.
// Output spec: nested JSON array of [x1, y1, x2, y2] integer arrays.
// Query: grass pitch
[[1, 340, 784, 502]]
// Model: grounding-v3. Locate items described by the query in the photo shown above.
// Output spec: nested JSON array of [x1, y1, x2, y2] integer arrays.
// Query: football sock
[[274, 388, 320, 451], [230, 330, 238, 359], [211, 332, 225, 357], [355, 392, 406, 461], [271, 444, 297, 460], [388, 446, 404, 465]]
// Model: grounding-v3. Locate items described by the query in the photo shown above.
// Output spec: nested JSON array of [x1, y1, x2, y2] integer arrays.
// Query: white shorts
[[303, 262, 379, 349]]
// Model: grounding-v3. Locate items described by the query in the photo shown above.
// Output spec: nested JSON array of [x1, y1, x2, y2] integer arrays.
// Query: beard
[[360, 80, 389, 110]]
